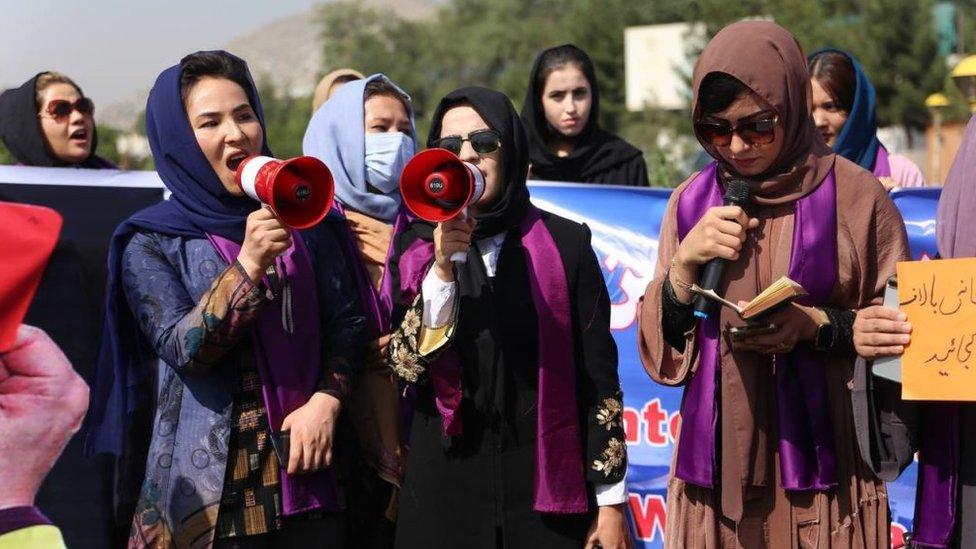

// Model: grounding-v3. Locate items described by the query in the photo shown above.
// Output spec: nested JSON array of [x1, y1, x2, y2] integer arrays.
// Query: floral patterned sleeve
[[386, 291, 453, 384], [574, 225, 627, 485], [121, 232, 271, 376]]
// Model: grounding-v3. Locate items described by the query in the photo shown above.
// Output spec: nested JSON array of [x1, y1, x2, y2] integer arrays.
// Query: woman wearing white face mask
[[303, 74, 416, 547]]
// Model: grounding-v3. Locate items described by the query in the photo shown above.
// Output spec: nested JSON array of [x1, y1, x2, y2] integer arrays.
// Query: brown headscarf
[[311, 68, 365, 113], [691, 20, 835, 205]]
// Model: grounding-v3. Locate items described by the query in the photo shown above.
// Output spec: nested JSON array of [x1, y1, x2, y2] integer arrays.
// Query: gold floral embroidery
[[403, 308, 421, 336], [596, 396, 622, 431], [592, 437, 626, 478], [391, 341, 423, 382], [387, 299, 426, 383]]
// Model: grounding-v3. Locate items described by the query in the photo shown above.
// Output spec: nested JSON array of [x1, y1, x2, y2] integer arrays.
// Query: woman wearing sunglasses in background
[[809, 49, 926, 190], [385, 86, 631, 548], [521, 44, 649, 186], [303, 74, 416, 548], [83, 51, 365, 548], [0, 72, 114, 168], [637, 21, 908, 547]]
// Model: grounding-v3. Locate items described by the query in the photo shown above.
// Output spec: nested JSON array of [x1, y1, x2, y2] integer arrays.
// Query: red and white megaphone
[[400, 148, 485, 263], [235, 155, 335, 229]]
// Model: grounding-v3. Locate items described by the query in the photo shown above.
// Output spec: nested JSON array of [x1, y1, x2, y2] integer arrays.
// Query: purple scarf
[[674, 161, 839, 491], [911, 117, 976, 546], [912, 404, 959, 547], [208, 233, 341, 515], [873, 146, 891, 178], [397, 206, 588, 514]]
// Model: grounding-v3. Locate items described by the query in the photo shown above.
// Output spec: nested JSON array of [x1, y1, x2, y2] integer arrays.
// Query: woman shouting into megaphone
[[385, 86, 632, 549], [84, 51, 366, 548]]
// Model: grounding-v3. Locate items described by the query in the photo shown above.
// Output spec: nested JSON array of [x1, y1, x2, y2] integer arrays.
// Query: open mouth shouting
[[69, 128, 89, 143], [226, 151, 248, 172]]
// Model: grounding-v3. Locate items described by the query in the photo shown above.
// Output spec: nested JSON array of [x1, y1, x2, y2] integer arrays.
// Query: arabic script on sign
[[898, 258, 976, 401]]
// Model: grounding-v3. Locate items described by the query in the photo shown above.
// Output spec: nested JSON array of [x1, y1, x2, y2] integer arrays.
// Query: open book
[[691, 276, 808, 321]]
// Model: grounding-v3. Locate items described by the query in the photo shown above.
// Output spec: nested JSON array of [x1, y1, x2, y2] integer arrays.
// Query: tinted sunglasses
[[41, 97, 94, 119], [695, 116, 778, 147], [428, 128, 501, 156]]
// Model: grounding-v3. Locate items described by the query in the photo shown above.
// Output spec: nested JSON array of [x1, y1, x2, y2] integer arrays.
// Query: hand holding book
[[689, 276, 827, 355], [690, 276, 808, 321]]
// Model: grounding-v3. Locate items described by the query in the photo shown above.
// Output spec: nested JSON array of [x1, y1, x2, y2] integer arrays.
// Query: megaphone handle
[[450, 209, 469, 264]]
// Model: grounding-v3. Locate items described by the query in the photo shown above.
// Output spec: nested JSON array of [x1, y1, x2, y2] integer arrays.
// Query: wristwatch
[[812, 309, 833, 352]]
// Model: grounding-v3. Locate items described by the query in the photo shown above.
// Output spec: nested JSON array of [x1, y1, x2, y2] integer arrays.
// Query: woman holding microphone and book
[[637, 21, 909, 547]]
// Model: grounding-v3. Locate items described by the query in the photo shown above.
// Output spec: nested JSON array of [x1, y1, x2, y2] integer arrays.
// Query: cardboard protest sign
[[898, 258, 976, 400]]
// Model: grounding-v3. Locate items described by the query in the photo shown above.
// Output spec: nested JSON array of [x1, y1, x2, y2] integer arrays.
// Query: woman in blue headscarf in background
[[84, 51, 365, 548], [808, 49, 926, 189], [303, 74, 416, 548]]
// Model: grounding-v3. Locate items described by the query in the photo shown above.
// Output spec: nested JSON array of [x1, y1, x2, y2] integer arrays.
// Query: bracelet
[[669, 257, 694, 291]]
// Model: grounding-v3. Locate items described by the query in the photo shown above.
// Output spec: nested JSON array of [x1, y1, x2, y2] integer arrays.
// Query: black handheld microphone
[[692, 180, 752, 319]]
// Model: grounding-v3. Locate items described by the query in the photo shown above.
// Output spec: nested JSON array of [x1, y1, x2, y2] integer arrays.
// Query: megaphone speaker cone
[[400, 148, 485, 222], [235, 155, 335, 229]]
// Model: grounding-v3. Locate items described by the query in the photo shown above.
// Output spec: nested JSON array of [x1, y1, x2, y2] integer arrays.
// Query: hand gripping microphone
[[692, 179, 752, 319]]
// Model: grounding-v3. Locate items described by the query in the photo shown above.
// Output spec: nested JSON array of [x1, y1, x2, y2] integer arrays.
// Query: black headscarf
[[427, 86, 532, 240], [391, 86, 534, 421], [521, 45, 647, 186], [0, 73, 114, 169]]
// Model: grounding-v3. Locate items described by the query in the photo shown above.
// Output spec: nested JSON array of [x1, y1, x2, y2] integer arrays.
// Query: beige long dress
[[637, 156, 909, 548]]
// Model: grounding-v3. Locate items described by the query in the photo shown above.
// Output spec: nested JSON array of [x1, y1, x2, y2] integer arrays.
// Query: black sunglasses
[[695, 115, 778, 147], [428, 128, 501, 156]]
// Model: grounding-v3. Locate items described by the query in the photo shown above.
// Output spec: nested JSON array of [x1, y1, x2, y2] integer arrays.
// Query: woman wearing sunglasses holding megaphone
[[84, 51, 366, 548], [0, 71, 114, 169], [386, 86, 632, 549]]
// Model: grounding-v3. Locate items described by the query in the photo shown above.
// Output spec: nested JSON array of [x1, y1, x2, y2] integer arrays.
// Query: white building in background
[[624, 22, 706, 112]]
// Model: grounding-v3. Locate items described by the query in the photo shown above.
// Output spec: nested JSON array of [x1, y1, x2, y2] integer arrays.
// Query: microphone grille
[[724, 179, 752, 206]]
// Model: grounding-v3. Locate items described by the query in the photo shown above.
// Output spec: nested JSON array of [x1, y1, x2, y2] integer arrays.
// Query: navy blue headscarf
[[808, 48, 883, 171], [83, 51, 272, 456]]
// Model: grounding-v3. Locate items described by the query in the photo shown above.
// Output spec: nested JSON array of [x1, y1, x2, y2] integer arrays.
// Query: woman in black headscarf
[[0, 72, 114, 168], [385, 86, 631, 548], [521, 44, 648, 186]]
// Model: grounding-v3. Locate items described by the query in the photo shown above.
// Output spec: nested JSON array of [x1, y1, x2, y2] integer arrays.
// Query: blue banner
[[0, 164, 942, 548], [528, 183, 942, 548]]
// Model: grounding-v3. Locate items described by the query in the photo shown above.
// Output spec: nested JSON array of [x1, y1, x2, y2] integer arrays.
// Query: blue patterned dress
[[121, 229, 364, 548]]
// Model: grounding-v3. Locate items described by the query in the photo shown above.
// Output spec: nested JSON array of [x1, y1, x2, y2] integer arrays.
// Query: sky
[[0, 0, 322, 105]]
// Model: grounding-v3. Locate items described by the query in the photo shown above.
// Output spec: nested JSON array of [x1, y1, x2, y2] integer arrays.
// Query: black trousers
[[213, 513, 345, 549]]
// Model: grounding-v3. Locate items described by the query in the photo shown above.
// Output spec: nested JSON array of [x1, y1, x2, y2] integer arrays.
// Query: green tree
[[682, 0, 948, 130], [256, 78, 313, 159]]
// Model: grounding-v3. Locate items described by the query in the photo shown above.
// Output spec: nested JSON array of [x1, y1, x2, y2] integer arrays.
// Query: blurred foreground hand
[[0, 325, 89, 509]]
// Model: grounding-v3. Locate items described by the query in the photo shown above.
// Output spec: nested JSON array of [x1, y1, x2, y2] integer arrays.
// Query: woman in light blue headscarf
[[303, 74, 416, 546], [808, 48, 926, 189]]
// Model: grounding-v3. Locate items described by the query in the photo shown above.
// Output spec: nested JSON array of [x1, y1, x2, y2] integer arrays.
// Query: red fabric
[[0, 202, 62, 352]]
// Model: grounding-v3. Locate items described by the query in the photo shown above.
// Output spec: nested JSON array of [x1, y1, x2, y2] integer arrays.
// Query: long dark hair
[[808, 50, 856, 112]]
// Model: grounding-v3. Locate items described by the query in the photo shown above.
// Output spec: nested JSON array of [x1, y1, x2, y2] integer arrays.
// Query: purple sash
[[873, 146, 891, 178], [912, 403, 959, 548], [397, 206, 588, 513], [674, 162, 839, 491], [208, 233, 340, 515]]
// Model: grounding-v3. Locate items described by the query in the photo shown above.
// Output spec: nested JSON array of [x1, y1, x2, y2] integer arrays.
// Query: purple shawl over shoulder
[[395, 205, 589, 514], [674, 161, 840, 491]]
